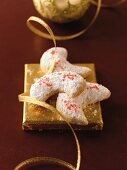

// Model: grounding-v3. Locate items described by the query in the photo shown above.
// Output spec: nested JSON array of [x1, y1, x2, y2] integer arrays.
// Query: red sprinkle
[[51, 50, 56, 55], [55, 59, 60, 65], [87, 85, 99, 90], [38, 77, 52, 88], [64, 100, 79, 112], [62, 73, 77, 81]]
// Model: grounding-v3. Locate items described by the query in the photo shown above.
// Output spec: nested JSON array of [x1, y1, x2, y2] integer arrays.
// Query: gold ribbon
[[14, 157, 75, 170], [15, 17, 81, 170]]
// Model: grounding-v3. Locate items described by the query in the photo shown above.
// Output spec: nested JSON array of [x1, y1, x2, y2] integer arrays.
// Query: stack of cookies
[[28, 47, 111, 128]]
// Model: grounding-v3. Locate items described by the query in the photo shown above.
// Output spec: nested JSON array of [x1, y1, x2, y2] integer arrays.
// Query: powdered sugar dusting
[[30, 71, 85, 101], [56, 82, 111, 124], [40, 47, 91, 78]]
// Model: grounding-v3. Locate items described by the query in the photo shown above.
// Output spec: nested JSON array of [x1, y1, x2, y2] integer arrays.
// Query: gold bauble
[[33, 0, 90, 23]]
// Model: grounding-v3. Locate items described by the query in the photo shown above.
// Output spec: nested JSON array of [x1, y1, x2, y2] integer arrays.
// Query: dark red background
[[0, 1, 127, 170]]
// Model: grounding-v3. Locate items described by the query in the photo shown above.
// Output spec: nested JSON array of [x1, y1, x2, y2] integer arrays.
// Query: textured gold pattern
[[22, 63, 103, 130], [33, 0, 90, 23]]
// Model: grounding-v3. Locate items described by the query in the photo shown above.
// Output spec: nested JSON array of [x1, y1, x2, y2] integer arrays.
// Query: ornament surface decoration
[[33, 0, 90, 23]]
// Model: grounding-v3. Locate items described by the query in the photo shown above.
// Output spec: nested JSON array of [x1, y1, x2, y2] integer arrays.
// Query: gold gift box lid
[[22, 64, 103, 131]]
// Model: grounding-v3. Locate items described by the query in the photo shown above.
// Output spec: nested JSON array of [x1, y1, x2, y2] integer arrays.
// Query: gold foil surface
[[23, 64, 103, 130]]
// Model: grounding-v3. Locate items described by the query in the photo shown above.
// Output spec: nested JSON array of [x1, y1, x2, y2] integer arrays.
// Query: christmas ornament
[[33, 0, 90, 23]]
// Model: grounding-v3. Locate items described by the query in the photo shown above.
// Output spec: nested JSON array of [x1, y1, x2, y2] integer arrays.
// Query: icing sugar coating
[[30, 71, 86, 101], [40, 47, 91, 78], [56, 82, 111, 125]]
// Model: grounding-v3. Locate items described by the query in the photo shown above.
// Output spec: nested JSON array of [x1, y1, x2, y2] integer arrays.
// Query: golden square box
[[22, 64, 103, 131]]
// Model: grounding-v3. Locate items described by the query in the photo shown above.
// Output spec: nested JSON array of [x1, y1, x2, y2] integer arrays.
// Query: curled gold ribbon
[[14, 157, 75, 170], [16, 16, 81, 170], [27, 16, 57, 45], [26, 0, 101, 40]]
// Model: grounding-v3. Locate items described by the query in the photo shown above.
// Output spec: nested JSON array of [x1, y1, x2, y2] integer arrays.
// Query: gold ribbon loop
[[26, 0, 101, 40], [27, 16, 57, 46], [14, 157, 75, 170], [27, 16, 58, 74]]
